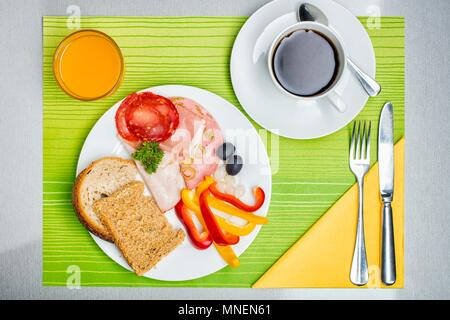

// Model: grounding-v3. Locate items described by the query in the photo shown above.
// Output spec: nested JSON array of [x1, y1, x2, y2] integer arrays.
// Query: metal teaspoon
[[298, 3, 382, 97]]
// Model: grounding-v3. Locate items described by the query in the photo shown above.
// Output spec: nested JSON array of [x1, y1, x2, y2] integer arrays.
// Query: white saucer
[[230, 0, 376, 139]]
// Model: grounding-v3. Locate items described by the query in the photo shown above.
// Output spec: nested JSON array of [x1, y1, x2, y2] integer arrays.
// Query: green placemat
[[43, 16, 404, 287]]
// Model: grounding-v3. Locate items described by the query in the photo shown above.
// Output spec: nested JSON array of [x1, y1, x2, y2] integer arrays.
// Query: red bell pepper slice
[[209, 182, 265, 212], [199, 190, 239, 246], [174, 200, 212, 250]]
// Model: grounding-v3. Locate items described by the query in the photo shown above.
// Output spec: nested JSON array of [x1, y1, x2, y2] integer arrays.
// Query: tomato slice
[[115, 92, 179, 143], [124, 92, 179, 142], [115, 94, 141, 142]]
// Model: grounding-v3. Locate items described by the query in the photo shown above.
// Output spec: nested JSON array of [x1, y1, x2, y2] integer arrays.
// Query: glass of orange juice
[[53, 29, 124, 101]]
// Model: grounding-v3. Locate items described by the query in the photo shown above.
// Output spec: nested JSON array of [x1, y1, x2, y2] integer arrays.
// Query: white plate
[[230, 0, 376, 139], [76, 85, 272, 281]]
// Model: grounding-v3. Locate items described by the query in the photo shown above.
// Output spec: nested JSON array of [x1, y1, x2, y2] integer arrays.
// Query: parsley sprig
[[132, 142, 164, 174]]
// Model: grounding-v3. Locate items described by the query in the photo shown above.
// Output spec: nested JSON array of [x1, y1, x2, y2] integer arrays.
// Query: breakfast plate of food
[[73, 84, 271, 281]]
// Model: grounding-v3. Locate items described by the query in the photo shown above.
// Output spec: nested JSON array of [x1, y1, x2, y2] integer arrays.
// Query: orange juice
[[53, 30, 124, 100]]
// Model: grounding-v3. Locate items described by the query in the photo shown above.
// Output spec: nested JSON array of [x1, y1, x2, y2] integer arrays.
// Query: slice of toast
[[93, 181, 185, 275], [72, 157, 138, 241]]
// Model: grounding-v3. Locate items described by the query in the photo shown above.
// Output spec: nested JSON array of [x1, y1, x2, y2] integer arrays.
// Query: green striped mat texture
[[43, 16, 404, 287]]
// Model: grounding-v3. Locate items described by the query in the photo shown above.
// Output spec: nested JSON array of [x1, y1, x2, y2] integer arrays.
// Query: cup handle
[[325, 91, 346, 113]]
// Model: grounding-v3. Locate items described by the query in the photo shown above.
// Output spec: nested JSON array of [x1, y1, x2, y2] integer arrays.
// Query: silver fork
[[349, 121, 371, 286]]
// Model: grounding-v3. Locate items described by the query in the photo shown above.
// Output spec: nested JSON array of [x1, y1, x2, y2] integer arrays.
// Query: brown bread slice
[[72, 157, 138, 241], [93, 181, 185, 275]]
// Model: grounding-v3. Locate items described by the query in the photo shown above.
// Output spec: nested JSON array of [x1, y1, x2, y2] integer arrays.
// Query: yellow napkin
[[253, 138, 404, 288]]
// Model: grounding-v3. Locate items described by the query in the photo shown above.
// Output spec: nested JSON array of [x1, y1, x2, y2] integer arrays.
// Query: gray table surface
[[0, 0, 449, 300]]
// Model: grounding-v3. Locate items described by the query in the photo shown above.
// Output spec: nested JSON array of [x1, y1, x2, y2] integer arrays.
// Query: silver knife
[[378, 102, 396, 285]]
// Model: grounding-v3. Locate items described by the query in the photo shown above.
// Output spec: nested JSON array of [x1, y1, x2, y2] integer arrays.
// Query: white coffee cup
[[267, 21, 347, 112]]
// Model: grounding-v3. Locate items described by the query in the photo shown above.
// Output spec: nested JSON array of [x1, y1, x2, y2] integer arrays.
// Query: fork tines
[[350, 121, 371, 161]]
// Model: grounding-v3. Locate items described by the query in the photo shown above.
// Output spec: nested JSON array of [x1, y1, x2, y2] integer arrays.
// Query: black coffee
[[273, 29, 338, 97]]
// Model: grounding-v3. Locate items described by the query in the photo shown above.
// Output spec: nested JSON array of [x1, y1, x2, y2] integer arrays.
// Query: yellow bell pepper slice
[[181, 189, 201, 213], [195, 175, 215, 201], [214, 243, 240, 268], [181, 188, 240, 267], [207, 196, 268, 225], [182, 189, 256, 236], [194, 178, 268, 225], [215, 217, 256, 236]]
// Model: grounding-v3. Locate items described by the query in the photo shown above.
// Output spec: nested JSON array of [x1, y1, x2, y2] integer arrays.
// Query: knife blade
[[379, 102, 394, 199], [378, 102, 396, 286]]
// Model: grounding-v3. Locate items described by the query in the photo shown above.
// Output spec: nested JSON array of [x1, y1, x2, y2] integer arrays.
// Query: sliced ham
[[120, 138, 185, 212], [135, 152, 185, 211], [161, 97, 223, 189]]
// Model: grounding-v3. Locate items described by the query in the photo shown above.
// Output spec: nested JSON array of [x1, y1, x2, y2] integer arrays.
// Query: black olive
[[216, 142, 236, 160], [226, 155, 243, 176]]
